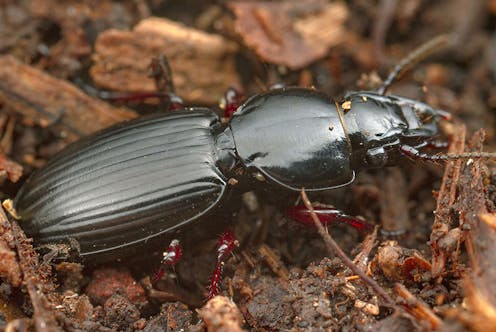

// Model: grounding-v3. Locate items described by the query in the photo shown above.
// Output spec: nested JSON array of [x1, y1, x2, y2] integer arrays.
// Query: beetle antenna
[[377, 34, 457, 95], [400, 145, 496, 161]]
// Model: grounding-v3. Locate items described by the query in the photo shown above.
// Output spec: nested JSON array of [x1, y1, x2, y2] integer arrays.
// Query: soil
[[1, 1, 496, 331]]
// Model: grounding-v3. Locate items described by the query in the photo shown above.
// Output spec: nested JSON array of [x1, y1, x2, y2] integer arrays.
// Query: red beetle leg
[[412, 140, 449, 150], [207, 229, 239, 299], [287, 205, 373, 233], [153, 239, 183, 283], [222, 87, 244, 118]]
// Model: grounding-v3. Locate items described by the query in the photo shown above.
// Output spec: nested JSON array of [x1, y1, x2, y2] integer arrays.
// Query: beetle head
[[343, 92, 446, 170]]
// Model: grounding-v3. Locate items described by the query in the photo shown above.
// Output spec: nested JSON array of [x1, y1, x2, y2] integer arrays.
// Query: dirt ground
[[1, 0, 496, 331]]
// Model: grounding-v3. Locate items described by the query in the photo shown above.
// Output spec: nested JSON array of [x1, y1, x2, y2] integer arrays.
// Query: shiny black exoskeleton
[[14, 87, 443, 262]]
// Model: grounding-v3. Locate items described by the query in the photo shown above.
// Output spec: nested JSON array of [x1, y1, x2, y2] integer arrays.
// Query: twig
[[455, 130, 496, 331], [300, 189, 395, 307], [430, 123, 465, 278], [0, 207, 62, 332], [394, 283, 442, 330], [353, 226, 378, 272]]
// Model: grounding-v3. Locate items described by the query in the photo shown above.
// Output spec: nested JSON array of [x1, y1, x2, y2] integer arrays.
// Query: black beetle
[[14, 86, 445, 262]]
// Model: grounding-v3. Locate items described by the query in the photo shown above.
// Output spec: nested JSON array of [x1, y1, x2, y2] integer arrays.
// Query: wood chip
[[91, 17, 240, 105], [0, 213, 22, 287], [0, 152, 22, 183], [394, 283, 442, 330], [455, 130, 496, 331], [228, 1, 348, 69], [198, 296, 245, 332], [0, 206, 63, 331], [0, 55, 137, 142], [354, 299, 380, 316], [430, 122, 465, 278]]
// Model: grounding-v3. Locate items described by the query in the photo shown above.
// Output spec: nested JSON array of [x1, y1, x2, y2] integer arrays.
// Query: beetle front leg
[[412, 140, 449, 150], [287, 204, 373, 233], [222, 87, 244, 118], [400, 144, 449, 161], [81, 54, 185, 111]]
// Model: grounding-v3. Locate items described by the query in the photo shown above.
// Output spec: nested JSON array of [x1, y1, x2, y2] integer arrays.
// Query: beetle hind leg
[[287, 204, 373, 233]]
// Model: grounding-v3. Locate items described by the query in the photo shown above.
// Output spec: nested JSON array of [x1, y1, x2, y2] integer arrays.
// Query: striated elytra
[[14, 87, 443, 262]]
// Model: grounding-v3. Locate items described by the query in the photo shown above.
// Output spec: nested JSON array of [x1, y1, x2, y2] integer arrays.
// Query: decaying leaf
[[91, 17, 240, 105], [228, 0, 348, 69], [0, 55, 136, 142]]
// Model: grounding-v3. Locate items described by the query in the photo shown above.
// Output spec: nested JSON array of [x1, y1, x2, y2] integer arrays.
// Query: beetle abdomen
[[15, 109, 228, 260]]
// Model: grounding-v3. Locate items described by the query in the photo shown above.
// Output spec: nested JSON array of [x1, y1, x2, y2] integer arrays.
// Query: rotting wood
[[430, 122, 465, 278], [394, 283, 442, 330], [197, 296, 245, 332], [0, 152, 22, 183], [0, 206, 61, 332], [228, 1, 349, 70], [0, 55, 137, 142], [454, 130, 496, 331], [0, 208, 22, 287], [91, 17, 240, 105]]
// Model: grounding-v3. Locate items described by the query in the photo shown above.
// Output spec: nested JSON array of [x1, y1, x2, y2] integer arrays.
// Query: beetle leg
[[400, 144, 496, 161], [222, 87, 244, 118], [78, 53, 184, 111], [100, 91, 184, 108], [149, 55, 175, 94], [77, 83, 184, 110], [49, 107, 67, 126], [153, 239, 183, 283], [287, 205, 373, 233], [148, 55, 185, 111], [207, 229, 239, 299], [412, 140, 449, 150], [400, 144, 449, 161]]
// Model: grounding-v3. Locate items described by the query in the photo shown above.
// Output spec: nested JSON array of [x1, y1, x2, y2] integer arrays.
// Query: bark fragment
[[0, 55, 137, 142], [228, 1, 348, 69], [91, 17, 240, 105]]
